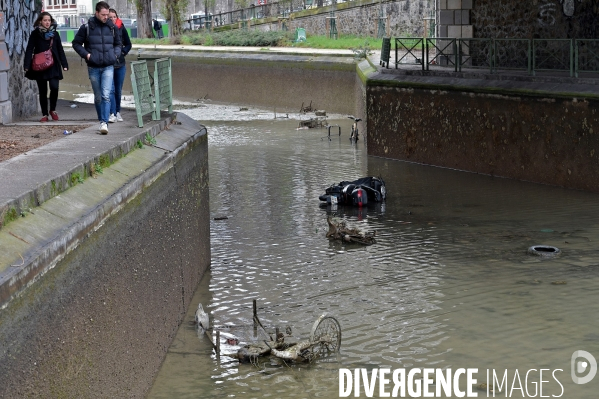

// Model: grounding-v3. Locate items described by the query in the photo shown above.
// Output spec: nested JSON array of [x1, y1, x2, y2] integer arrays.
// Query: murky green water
[[147, 103, 599, 398]]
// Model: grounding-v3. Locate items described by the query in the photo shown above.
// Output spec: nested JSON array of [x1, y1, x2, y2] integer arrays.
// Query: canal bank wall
[[0, 110, 210, 397], [62, 48, 360, 115], [358, 60, 599, 193], [63, 45, 599, 193]]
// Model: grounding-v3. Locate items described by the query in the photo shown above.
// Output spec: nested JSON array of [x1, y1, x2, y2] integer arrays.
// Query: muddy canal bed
[[148, 104, 599, 398]]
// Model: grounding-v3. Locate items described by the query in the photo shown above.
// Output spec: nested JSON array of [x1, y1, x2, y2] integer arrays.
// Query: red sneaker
[[40, 115, 49, 122], [50, 111, 59, 121]]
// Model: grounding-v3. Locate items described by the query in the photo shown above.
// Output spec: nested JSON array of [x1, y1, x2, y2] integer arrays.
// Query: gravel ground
[[0, 124, 91, 162]]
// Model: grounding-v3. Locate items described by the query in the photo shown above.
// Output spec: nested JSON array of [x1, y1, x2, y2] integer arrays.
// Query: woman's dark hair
[[34, 12, 55, 27], [109, 8, 119, 17]]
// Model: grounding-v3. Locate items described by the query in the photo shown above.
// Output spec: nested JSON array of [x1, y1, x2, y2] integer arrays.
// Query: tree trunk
[[168, 1, 183, 37], [135, 0, 153, 38]]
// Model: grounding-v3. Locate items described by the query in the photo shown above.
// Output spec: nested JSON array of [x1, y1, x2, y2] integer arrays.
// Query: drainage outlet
[[527, 245, 561, 258]]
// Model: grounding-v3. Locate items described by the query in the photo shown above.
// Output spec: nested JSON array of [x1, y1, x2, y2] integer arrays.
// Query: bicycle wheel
[[310, 313, 342, 354]]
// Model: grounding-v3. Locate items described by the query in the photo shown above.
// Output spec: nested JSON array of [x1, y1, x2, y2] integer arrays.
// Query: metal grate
[[130, 60, 156, 128], [154, 58, 173, 118]]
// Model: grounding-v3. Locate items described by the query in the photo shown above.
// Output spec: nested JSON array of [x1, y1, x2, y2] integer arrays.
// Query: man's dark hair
[[95, 1, 110, 12]]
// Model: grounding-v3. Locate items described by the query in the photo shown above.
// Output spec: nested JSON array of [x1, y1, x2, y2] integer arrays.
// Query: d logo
[[571, 350, 597, 384]]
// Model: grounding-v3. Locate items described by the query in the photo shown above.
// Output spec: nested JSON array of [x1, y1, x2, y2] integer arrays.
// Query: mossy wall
[[0, 133, 210, 397], [366, 85, 599, 192]]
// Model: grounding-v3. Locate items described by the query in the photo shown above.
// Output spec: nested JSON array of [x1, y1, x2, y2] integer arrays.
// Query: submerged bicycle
[[349, 116, 362, 142]]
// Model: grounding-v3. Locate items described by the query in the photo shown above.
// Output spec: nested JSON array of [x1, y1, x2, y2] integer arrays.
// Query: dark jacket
[[115, 23, 132, 69], [153, 20, 162, 30], [24, 26, 68, 81], [72, 16, 121, 68]]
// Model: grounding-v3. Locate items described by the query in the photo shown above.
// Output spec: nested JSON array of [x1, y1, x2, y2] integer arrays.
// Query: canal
[[139, 102, 599, 398]]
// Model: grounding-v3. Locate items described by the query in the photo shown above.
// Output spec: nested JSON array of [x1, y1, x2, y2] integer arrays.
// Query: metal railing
[[130, 60, 156, 128], [154, 58, 173, 119], [131, 57, 174, 127], [393, 37, 599, 77], [575, 39, 599, 77], [394, 37, 424, 70], [532, 39, 573, 76], [185, 0, 362, 29], [426, 38, 457, 71]]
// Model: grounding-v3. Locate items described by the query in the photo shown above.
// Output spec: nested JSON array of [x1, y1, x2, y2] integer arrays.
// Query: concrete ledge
[[0, 112, 205, 309], [0, 101, 172, 231], [369, 69, 599, 100]]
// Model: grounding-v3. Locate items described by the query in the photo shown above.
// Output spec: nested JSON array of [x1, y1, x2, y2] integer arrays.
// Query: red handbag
[[32, 38, 54, 71]]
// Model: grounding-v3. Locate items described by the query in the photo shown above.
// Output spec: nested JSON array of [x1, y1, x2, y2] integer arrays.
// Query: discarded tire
[[527, 245, 561, 258]]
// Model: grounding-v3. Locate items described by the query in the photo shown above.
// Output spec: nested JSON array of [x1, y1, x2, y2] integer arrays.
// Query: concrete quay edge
[[0, 101, 172, 231], [0, 112, 206, 309], [360, 55, 599, 100]]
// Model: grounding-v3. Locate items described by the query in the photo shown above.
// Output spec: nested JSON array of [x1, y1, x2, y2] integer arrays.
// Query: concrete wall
[[2, 0, 39, 120], [365, 83, 599, 192], [62, 49, 359, 114], [0, 123, 210, 397], [251, 0, 434, 37]]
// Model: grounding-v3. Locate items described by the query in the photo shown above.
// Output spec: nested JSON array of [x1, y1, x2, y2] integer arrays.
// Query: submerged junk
[[298, 117, 328, 129], [199, 300, 342, 366], [326, 216, 376, 245], [319, 176, 386, 206]]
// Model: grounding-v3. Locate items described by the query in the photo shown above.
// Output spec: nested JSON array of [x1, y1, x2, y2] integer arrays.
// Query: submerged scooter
[[319, 176, 386, 207]]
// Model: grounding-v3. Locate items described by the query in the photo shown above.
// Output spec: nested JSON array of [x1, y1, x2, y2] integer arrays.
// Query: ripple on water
[[149, 104, 599, 399]]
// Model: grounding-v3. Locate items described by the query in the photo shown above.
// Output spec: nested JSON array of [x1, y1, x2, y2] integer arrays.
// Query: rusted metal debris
[[300, 100, 314, 113], [298, 117, 328, 129], [326, 216, 376, 245]]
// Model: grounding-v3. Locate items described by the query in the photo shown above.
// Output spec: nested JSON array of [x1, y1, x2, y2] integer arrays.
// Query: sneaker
[[40, 115, 49, 122], [50, 111, 59, 121], [108, 114, 117, 123], [116, 112, 123, 122], [99, 122, 108, 135]]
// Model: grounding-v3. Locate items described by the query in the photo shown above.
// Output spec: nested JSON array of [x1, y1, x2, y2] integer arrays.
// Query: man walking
[[72, 1, 121, 134], [153, 19, 164, 39]]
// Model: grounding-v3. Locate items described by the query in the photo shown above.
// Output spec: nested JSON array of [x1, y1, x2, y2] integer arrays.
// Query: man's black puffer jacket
[[72, 16, 121, 68]]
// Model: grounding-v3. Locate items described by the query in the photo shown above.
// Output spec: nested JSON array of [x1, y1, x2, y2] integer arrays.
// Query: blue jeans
[[110, 65, 126, 115], [88, 65, 114, 123]]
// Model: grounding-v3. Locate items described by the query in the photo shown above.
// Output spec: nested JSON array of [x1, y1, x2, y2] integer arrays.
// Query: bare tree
[[135, 0, 154, 38]]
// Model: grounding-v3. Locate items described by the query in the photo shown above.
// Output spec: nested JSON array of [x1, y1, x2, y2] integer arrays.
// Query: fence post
[[575, 39, 579, 78]]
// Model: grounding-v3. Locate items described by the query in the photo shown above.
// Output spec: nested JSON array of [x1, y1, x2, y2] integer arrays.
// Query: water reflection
[[149, 104, 599, 398]]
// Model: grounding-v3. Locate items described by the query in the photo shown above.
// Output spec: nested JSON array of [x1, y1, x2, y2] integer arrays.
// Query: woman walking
[[24, 12, 69, 122], [108, 8, 132, 123]]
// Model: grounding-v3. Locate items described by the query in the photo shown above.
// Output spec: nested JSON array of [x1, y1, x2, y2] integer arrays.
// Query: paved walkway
[[0, 99, 171, 228]]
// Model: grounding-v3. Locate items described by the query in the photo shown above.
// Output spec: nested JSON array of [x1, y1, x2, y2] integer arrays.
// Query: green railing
[[532, 39, 573, 76], [426, 38, 457, 71], [393, 37, 599, 77], [492, 39, 531, 73], [394, 37, 424, 70], [131, 57, 174, 127], [154, 58, 173, 119], [130, 60, 156, 128], [457, 38, 493, 73], [575, 39, 599, 77]]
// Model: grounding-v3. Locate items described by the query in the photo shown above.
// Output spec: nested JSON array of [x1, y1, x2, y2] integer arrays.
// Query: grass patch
[[133, 31, 400, 52], [294, 34, 383, 50], [134, 29, 294, 47]]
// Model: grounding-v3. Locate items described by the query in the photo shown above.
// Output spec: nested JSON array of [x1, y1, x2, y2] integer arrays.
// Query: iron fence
[[394, 38, 424, 69], [457, 38, 492, 73], [575, 39, 599, 77], [393, 37, 598, 77], [426, 38, 457, 71], [493, 39, 531, 73], [532, 39, 573, 76]]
